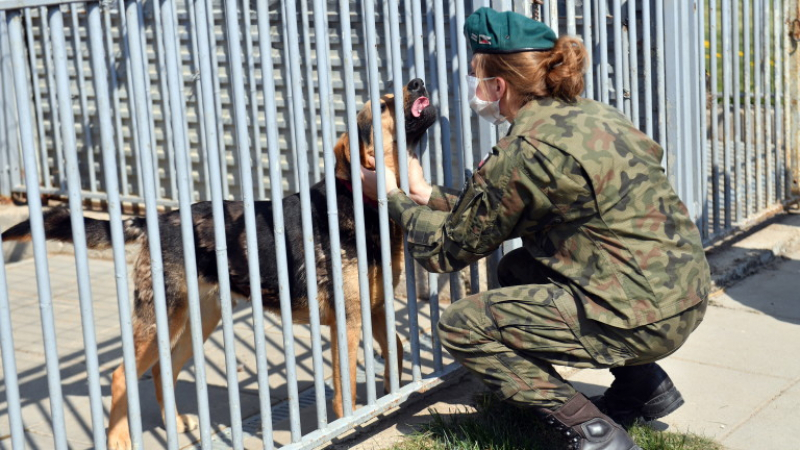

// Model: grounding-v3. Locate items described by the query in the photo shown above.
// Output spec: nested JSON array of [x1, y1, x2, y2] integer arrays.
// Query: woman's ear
[[495, 77, 508, 101]]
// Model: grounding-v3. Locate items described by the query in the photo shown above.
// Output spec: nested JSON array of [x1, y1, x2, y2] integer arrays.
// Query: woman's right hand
[[407, 155, 432, 205]]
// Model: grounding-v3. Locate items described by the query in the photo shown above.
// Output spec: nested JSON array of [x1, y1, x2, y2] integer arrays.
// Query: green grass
[[389, 392, 722, 450]]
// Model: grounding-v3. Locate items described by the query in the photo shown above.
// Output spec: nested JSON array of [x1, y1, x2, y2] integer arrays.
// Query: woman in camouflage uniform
[[361, 7, 709, 450]]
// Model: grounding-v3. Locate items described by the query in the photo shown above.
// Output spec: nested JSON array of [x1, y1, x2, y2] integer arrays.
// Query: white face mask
[[468, 75, 507, 125]]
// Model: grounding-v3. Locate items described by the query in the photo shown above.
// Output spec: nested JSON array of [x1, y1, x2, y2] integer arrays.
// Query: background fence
[[0, 0, 798, 449]]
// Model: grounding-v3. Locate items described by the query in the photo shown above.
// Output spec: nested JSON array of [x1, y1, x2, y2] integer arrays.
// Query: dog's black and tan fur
[[2, 79, 436, 449]]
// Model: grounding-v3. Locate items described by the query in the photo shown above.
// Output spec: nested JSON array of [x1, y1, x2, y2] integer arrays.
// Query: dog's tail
[[1, 207, 146, 249]]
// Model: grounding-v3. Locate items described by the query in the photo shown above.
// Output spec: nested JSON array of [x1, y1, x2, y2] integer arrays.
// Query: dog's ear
[[334, 132, 351, 179]]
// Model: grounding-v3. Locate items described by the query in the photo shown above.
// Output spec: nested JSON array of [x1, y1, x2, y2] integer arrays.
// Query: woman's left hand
[[359, 156, 398, 200]]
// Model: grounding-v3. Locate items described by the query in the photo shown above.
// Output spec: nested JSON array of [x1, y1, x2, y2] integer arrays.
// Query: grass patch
[[389, 392, 722, 450]]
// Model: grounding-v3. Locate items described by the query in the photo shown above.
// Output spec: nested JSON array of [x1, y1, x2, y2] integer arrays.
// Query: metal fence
[[0, 0, 798, 449]]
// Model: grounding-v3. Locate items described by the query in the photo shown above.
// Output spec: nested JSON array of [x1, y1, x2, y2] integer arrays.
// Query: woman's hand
[[359, 155, 432, 205], [359, 157, 398, 201], [407, 155, 432, 205]]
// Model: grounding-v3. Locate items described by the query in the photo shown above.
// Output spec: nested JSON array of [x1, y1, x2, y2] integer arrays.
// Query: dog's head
[[334, 78, 437, 181]]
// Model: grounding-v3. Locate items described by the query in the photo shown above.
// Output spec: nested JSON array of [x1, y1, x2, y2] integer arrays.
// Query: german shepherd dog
[[2, 78, 436, 449]]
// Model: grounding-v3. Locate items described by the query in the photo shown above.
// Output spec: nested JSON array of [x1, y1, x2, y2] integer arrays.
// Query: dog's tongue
[[412, 97, 429, 117]]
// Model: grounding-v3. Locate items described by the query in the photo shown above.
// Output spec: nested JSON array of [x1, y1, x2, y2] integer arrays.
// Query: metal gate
[[0, 0, 798, 449]]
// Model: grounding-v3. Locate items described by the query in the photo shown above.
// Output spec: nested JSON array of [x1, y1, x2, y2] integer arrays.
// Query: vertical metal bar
[[612, 0, 624, 110], [0, 217, 24, 450], [103, 5, 130, 198], [680, 0, 699, 219], [696, 0, 709, 238], [542, 0, 550, 26], [754, 0, 763, 210], [337, 0, 378, 411], [311, 0, 356, 417], [0, 51, 7, 197], [183, 0, 208, 201], [0, 11, 10, 197], [51, 5, 107, 447], [148, 0, 177, 201], [582, 0, 593, 99], [411, 0, 429, 380], [405, 0, 415, 79], [255, 0, 285, 443], [663, 1, 680, 184], [621, 8, 631, 119], [454, 0, 480, 296], [423, 0, 441, 361], [733, 0, 743, 223], [773, 0, 783, 200], [205, 0, 228, 199], [299, 0, 321, 183], [566, 0, 577, 35], [779, 0, 789, 199], [39, 6, 65, 191], [157, 0, 213, 447], [710, 0, 720, 233], [548, 0, 559, 31], [87, 2, 145, 447], [641, 0, 653, 137], [447, 0, 464, 302], [7, 9, 68, 449], [278, 0, 316, 437], [428, 0, 453, 371], [68, 4, 98, 193], [598, 0, 609, 104], [764, 0, 773, 205], [743, 0, 752, 216], [222, 0, 272, 444], [388, 0, 412, 392], [124, 0, 180, 446], [136, 1, 161, 204], [722, 0, 733, 230], [24, 9, 51, 191], [655, 0, 666, 147], [280, 2, 300, 193], [362, 0, 401, 396], [118, 7, 144, 197], [627, 0, 639, 128], [383, 0, 393, 81], [242, 1, 263, 199]]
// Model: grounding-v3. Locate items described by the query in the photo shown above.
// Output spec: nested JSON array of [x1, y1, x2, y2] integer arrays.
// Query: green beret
[[464, 7, 557, 54]]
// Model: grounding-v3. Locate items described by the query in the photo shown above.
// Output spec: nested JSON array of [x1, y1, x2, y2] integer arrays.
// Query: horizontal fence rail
[[0, 0, 798, 449]]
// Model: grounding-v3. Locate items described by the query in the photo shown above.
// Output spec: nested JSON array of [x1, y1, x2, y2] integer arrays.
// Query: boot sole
[[640, 385, 684, 421], [592, 384, 685, 425]]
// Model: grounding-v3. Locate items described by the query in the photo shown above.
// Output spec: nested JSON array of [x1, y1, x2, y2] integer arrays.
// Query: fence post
[[789, 0, 800, 195]]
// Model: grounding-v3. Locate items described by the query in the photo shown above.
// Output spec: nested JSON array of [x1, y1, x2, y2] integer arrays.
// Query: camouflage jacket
[[388, 97, 710, 329]]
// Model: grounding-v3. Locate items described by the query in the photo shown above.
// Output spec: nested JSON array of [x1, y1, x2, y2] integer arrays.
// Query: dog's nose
[[407, 78, 425, 94]]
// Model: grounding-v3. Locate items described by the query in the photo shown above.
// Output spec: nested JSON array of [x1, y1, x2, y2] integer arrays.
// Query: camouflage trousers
[[438, 248, 707, 409]]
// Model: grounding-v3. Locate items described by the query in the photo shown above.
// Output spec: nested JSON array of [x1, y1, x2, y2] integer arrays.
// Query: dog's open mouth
[[411, 96, 430, 118]]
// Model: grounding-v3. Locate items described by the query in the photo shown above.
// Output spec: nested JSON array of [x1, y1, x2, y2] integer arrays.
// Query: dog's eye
[[380, 102, 387, 112]]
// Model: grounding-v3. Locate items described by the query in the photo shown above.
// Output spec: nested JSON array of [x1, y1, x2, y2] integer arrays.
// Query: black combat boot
[[592, 362, 684, 426], [542, 393, 642, 450]]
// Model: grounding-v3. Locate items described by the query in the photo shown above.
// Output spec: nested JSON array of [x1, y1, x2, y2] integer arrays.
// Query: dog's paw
[[176, 413, 199, 432], [107, 430, 132, 450]]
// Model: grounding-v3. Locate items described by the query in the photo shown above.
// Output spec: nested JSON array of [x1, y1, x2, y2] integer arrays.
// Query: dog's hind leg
[[151, 287, 223, 433], [107, 322, 163, 450]]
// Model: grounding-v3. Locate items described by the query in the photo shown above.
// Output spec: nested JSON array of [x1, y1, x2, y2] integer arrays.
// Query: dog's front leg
[[371, 307, 404, 395], [329, 321, 361, 418], [107, 365, 132, 450]]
